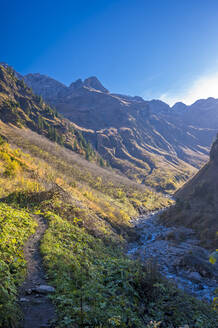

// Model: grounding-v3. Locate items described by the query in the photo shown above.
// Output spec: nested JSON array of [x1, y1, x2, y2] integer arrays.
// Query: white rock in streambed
[[19, 297, 30, 302]]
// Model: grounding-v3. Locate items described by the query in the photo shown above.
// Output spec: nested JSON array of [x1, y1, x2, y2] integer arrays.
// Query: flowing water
[[128, 210, 218, 302]]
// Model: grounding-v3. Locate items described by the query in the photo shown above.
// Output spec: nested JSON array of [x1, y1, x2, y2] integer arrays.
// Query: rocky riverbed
[[128, 211, 218, 302]]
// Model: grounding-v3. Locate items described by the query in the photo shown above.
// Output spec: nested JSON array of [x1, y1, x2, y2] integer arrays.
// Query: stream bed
[[128, 211, 218, 302]]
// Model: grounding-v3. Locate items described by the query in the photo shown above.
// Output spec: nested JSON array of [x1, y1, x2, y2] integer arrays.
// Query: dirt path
[[19, 216, 56, 328]]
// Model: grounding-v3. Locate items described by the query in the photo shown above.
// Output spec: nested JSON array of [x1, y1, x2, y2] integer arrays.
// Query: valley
[[0, 63, 217, 327], [2, 1, 218, 327], [23, 72, 217, 192]]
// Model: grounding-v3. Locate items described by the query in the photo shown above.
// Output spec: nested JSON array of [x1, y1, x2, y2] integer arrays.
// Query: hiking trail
[[19, 216, 56, 328]]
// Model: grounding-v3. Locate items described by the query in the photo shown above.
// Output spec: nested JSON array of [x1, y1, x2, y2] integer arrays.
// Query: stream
[[128, 210, 218, 302]]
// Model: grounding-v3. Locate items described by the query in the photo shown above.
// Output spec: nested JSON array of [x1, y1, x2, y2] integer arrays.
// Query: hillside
[[24, 72, 217, 192], [0, 122, 217, 327], [161, 136, 218, 250], [0, 64, 105, 165]]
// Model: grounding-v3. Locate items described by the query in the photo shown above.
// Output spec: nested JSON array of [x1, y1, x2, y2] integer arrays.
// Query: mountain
[[23, 73, 68, 103], [161, 136, 218, 249], [24, 72, 217, 192], [171, 101, 188, 112], [83, 76, 109, 93], [174, 97, 218, 129], [0, 64, 105, 164], [0, 63, 217, 327]]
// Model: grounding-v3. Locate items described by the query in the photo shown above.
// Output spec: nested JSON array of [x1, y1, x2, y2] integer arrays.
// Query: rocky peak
[[148, 99, 171, 114], [68, 76, 109, 93], [84, 76, 109, 93], [171, 102, 187, 112], [24, 73, 66, 88], [191, 97, 218, 109], [69, 78, 84, 90]]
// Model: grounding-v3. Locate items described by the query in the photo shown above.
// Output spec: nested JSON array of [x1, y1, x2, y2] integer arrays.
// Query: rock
[[31, 299, 44, 305], [138, 206, 148, 215], [127, 213, 217, 301], [164, 227, 194, 242], [176, 253, 215, 278], [25, 288, 32, 295], [35, 285, 55, 294], [188, 247, 209, 261], [19, 297, 29, 302], [197, 284, 204, 290], [187, 271, 202, 282]]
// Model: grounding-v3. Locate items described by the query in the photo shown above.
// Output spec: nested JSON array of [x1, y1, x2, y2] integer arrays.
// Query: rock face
[[24, 72, 218, 191], [161, 136, 218, 249], [84, 76, 109, 93], [24, 73, 68, 103], [210, 135, 218, 163]]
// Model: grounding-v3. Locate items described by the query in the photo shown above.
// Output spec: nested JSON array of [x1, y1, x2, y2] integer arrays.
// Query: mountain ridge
[[23, 70, 218, 191], [0, 64, 106, 165]]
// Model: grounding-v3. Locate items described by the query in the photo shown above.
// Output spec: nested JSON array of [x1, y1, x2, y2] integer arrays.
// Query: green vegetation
[[41, 211, 142, 327], [39, 210, 217, 327], [0, 130, 216, 327], [0, 203, 37, 327], [209, 249, 218, 311]]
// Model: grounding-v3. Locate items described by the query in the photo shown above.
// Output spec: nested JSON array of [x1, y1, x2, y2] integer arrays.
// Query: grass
[[41, 211, 142, 327], [0, 203, 37, 328]]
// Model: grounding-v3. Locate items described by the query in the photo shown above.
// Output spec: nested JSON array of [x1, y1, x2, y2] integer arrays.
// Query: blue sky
[[2, 0, 218, 105]]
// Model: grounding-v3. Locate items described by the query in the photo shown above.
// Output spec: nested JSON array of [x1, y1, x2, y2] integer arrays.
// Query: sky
[[2, 0, 218, 106]]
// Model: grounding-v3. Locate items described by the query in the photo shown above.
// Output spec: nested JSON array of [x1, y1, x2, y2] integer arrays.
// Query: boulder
[[19, 297, 29, 302], [35, 285, 55, 294], [164, 227, 194, 243], [187, 271, 202, 282], [176, 253, 215, 278]]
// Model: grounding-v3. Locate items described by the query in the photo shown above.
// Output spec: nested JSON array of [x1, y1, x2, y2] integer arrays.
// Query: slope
[[0, 124, 217, 327], [0, 64, 105, 165], [161, 135, 218, 250]]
